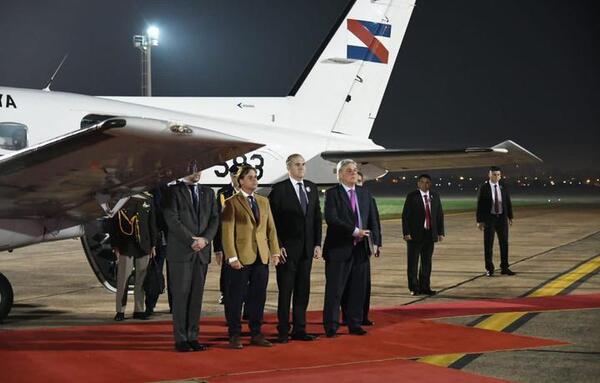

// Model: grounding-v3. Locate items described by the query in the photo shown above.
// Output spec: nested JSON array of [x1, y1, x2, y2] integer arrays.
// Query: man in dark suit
[[322, 159, 381, 338], [269, 154, 322, 343], [476, 166, 514, 276], [163, 169, 219, 352], [214, 164, 240, 305], [401, 174, 444, 296]]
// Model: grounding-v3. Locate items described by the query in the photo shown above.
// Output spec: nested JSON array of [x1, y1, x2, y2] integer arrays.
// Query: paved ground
[[1, 203, 599, 382]]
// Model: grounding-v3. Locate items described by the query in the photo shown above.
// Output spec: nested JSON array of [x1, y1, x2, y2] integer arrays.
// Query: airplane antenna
[[43, 53, 69, 91]]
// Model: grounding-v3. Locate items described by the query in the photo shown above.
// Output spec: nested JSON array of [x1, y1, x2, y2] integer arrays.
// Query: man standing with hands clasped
[[269, 154, 322, 343], [163, 165, 219, 352], [476, 166, 514, 277], [401, 174, 444, 296]]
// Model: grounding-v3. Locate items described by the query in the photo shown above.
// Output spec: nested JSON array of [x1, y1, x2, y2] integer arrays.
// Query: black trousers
[[341, 257, 371, 322], [323, 245, 368, 333], [225, 259, 268, 337], [276, 256, 312, 335], [484, 214, 509, 272], [406, 230, 434, 292]]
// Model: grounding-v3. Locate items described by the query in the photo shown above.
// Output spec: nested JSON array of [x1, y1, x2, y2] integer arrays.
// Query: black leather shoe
[[188, 340, 208, 351], [291, 332, 317, 341], [486, 271, 494, 277], [501, 269, 516, 276], [325, 330, 338, 338], [175, 342, 191, 352], [410, 290, 420, 296], [144, 308, 154, 317], [229, 336, 243, 349], [250, 334, 273, 347], [362, 319, 375, 326], [132, 312, 149, 320], [277, 334, 289, 343], [421, 289, 437, 296], [349, 327, 367, 335], [113, 312, 125, 321]]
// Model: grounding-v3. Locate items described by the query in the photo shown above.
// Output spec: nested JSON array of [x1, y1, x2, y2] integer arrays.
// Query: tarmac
[[1, 203, 599, 382]]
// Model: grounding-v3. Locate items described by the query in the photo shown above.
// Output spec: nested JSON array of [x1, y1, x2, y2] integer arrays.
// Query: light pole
[[133, 26, 159, 96]]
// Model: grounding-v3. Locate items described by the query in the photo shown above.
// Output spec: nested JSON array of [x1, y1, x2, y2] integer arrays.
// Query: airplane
[[0, 0, 541, 322]]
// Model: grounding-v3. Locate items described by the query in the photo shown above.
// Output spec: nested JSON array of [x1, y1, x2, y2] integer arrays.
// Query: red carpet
[[1, 293, 598, 383]]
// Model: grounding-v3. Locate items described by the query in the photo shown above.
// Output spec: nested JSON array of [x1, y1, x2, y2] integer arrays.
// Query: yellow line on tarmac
[[418, 254, 600, 367]]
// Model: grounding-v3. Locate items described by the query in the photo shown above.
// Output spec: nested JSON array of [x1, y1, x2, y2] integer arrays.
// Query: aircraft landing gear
[[0, 271, 13, 323]]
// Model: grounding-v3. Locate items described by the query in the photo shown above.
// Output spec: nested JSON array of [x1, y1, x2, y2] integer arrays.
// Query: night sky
[[1, 0, 598, 173]]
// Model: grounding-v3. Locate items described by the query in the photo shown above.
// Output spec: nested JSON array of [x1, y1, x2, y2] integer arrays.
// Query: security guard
[[110, 193, 158, 321]]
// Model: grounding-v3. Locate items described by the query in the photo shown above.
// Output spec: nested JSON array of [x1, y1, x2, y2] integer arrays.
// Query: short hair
[[336, 159, 357, 181], [357, 171, 364, 178], [236, 164, 256, 187], [418, 173, 432, 181], [489, 166, 501, 172], [286, 153, 304, 168]]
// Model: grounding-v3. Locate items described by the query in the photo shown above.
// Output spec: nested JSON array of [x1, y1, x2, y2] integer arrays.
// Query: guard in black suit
[[322, 159, 381, 337], [214, 164, 240, 304], [269, 154, 322, 343], [476, 166, 514, 276], [163, 169, 219, 352], [401, 174, 444, 296]]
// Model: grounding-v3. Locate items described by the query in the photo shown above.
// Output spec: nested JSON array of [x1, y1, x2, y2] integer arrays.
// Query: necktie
[[189, 184, 198, 212], [298, 182, 308, 214], [494, 185, 500, 214], [349, 189, 359, 227], [424, 194, 431, 230], [248, 195, 260, 224]]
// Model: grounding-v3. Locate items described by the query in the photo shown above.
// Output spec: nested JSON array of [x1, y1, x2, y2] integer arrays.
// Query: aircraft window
[[0, 122, 28, 150], [81, 114, 116, 129]]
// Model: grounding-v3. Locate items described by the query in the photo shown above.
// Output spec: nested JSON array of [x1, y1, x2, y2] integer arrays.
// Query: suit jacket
[[109, 194, 158, 256], [322, 184, 381, 262], [213, 184, 236, 253], [476, 181, 513, 222], [401, 190, 444, 242], [163, 182, 219, 263], [221, 192, 280, 265], [268, 179, 322, 261]]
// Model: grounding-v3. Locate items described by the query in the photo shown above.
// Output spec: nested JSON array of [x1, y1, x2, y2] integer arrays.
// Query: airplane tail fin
[[289, 0, 416, 138]]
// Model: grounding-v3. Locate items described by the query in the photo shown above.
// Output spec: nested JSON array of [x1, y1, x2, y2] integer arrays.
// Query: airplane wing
[[0, 117, 262, 225], [321, 140, 542, 172]]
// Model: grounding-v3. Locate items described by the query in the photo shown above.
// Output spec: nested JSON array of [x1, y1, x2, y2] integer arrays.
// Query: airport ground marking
[[418, 253, 600, 367]]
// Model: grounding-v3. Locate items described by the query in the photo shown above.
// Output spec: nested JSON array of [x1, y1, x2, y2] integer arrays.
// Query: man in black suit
[[322, 159, 381, 338], [476, 166, 514, 276], [269, 154, 322, 343], [214, 164, 240, 305], [401, 174, 445, 296], [163, 168, 219, 352]]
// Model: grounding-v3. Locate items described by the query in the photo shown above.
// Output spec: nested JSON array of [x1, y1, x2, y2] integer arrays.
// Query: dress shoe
[[409, 290, 420, 296], [276, 334, 289, 344], [501, 269, 516, 276], [188, 340, 209, 352], [291, 332, 317, 341], [349, 327, 367, 335], [144, 308, 154, 317], [325, 330, 338, 338], [421, 289, 437, 296], [362, 319, 375, 326], [250, 334, 273, 347], [486, 271, 494, 277], [132, 312, 149, 320], [113, 312, 125, 321], [229, 336, 243, 349], [174, 342, 191, 352]]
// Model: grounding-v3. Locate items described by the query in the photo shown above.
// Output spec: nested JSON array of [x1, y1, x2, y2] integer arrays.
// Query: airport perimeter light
[[133, 26, 159, 96]]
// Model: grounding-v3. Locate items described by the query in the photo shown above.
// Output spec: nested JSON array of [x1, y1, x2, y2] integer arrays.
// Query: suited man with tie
[[322, 159, 381, 338], [222, 165, 281, 349], [269, 154, 322, 343], [163, 168, 219, 352], [401, 174, 444, 296], [476, 166, 514, 276]]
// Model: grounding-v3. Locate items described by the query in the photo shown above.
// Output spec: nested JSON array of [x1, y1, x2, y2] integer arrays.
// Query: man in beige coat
[[222, 164, 281, 349]]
